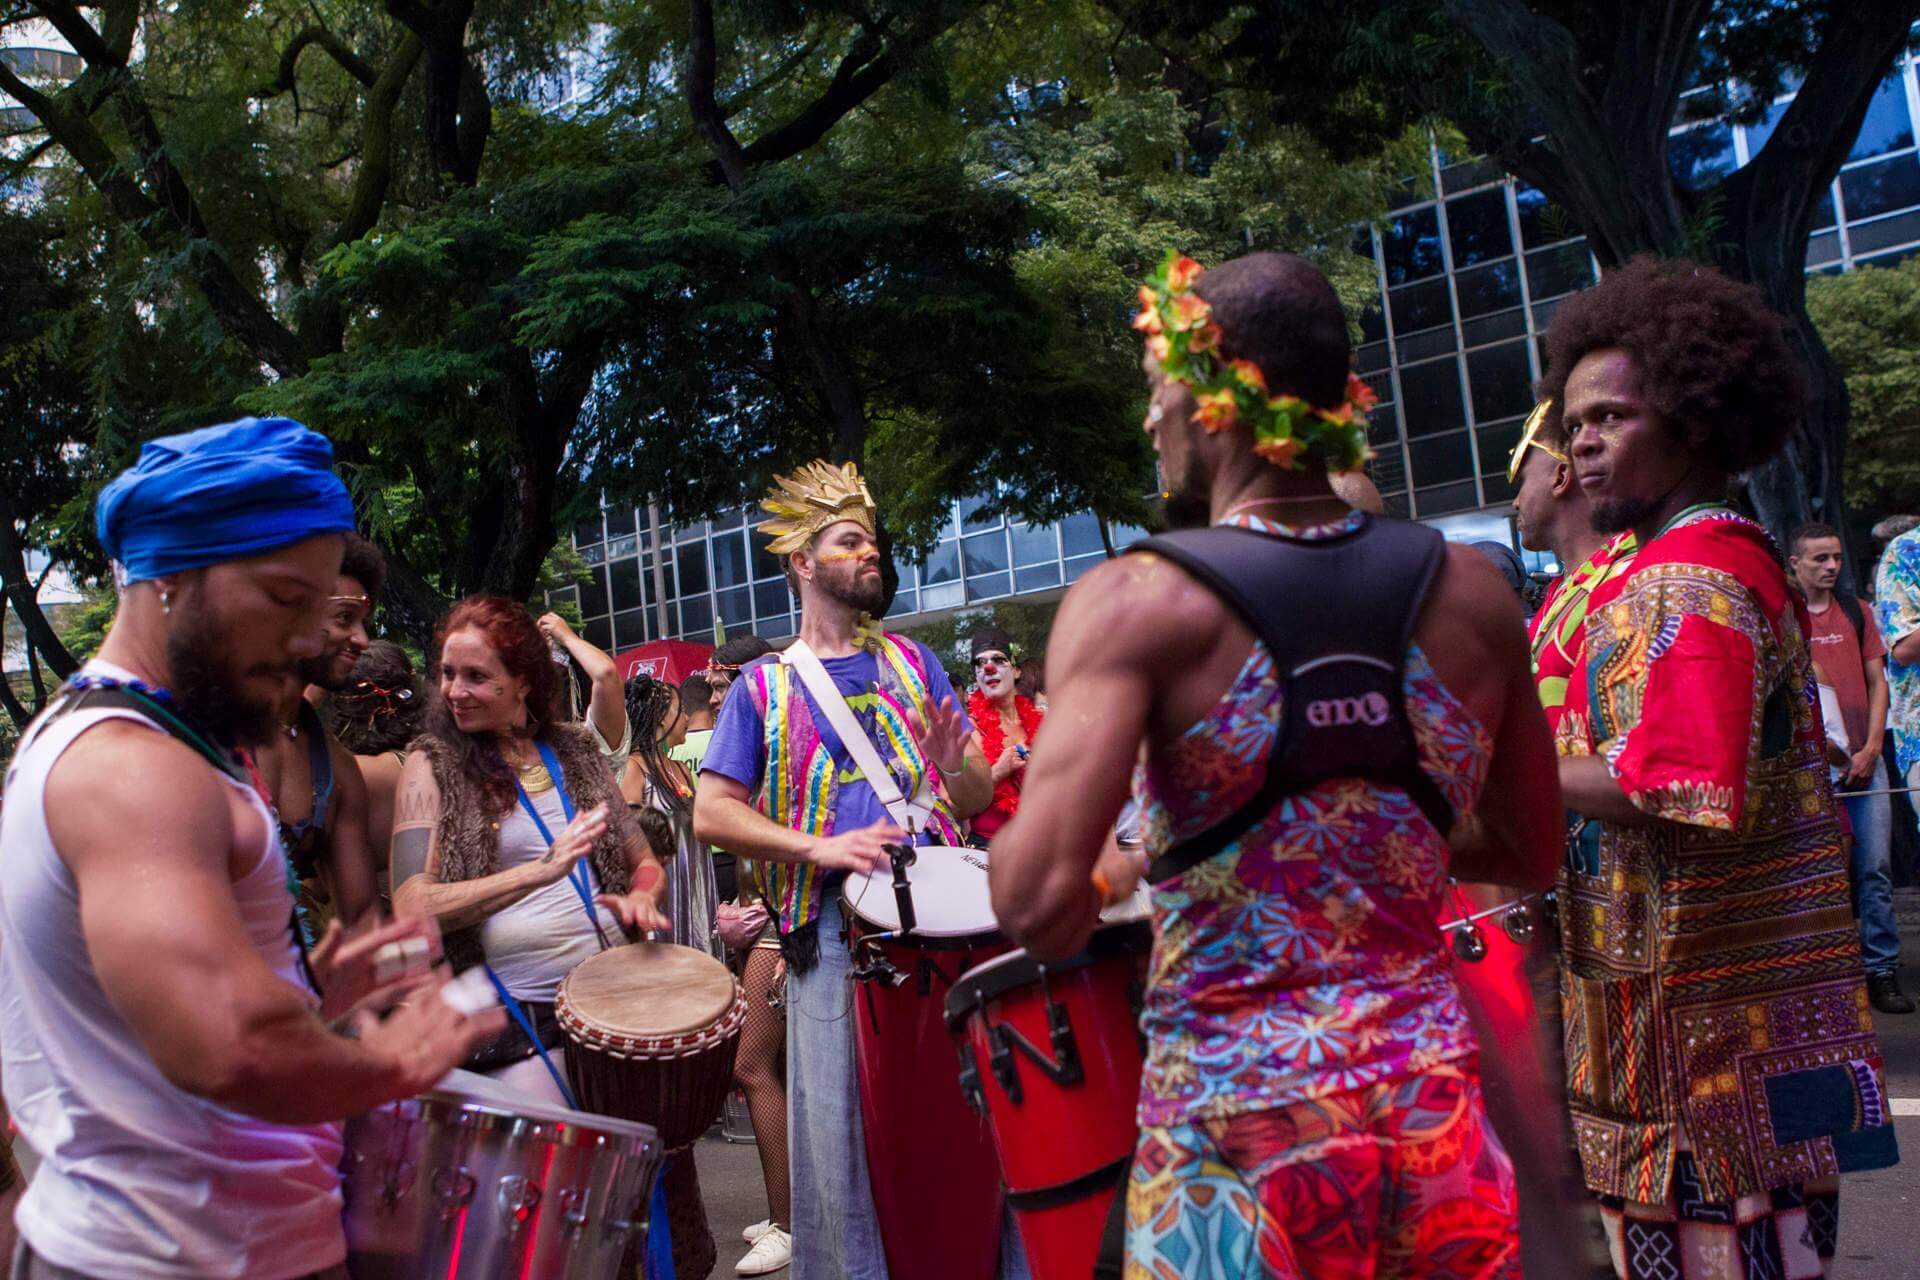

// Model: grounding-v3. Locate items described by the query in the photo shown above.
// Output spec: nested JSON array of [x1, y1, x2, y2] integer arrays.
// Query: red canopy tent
[[610, 638, 714, 685]]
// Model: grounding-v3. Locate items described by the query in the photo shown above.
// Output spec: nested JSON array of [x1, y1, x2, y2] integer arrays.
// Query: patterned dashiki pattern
[[1556, 505, 1897, 1205], [1127, 1066, 1519, 1279], [1131, 510, 1493, 1128], [1874, 525, 1920, 777], [1529, 531, 1636, 742]]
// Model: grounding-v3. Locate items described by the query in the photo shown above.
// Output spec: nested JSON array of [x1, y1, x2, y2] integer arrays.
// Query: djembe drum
[[557, 943, 746, 1280]]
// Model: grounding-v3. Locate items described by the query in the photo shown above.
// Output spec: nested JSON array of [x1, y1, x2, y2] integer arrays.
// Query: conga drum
[[843, 844, 1010, 1280], [946, 917, 1151, 1280], [557, 943, 746, 1280]]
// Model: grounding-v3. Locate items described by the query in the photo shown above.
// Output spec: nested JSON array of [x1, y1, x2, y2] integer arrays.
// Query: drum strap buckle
[[985, 972, 1083, 1103]]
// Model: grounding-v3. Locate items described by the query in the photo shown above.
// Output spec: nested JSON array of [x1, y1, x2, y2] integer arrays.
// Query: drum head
[[560, 942, 737, 1039], [407, 1085, 660, 1148], [843, 844, 997, 938]]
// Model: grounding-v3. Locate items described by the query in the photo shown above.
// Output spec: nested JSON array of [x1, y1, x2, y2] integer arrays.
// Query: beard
[[817, 562, 887, 614], [297, 647, 349, 692], [1590, 493, 1663, 535], [167, 592, 283, 748], [1162, 474, 1211, 531]]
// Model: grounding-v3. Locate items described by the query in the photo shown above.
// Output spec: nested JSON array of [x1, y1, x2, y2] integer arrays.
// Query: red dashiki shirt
[[1131, 511, 1491, 1126], [1556, 505, 1896, 1203], [1529, 532, 1635, 742]]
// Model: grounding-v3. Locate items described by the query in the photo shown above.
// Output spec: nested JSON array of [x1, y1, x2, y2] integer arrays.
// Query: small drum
[[946, 920, 1152, 1280], [843, 844, 1009, 1280], [343, 1083, 662, 1279], [556, 942, 746, 1153]]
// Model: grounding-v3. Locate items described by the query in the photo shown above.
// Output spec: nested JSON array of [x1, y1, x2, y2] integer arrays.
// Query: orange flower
[[1253, 434, 1307, 468], [1133, 287, 1163, 332], [1346, 372, 1379, 412], [1165, 255, 1203, 291], [1317, 402, 1355, 426], [1146, 333, 1171, 363], [1192, 388, 1239, 433], [1187, 321, 1222, 354], [1170, 292, 1212, 332], [1227, 358, 1267, 392]]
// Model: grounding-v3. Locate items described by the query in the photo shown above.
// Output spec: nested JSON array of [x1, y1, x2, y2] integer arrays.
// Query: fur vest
[[413, 723, 633, 973]]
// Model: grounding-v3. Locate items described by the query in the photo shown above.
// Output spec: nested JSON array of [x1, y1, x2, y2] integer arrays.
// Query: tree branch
[[0, 489, 76, 682], [686, 0, 749, 188], [257, 25, 380, 98], [328, 33, 422, 248]]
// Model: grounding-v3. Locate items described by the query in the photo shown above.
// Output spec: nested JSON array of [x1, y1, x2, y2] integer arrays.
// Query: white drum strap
[[781, 640, 935, 834]]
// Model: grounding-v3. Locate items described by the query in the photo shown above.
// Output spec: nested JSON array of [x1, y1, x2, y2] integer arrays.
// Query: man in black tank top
[[249, 534, 387, 931], [991, 252, 1564, 1277]]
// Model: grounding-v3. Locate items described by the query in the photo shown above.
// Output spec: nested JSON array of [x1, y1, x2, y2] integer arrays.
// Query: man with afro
[[1542, 256, 1897, 1279]]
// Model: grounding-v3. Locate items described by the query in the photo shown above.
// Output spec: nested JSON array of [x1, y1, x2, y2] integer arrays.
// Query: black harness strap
[[1133, 516, 1451, 885], [33, 687, 243, 783]]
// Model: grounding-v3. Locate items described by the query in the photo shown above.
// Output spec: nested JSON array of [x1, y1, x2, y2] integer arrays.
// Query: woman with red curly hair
[[389, 596, 670, 1101]]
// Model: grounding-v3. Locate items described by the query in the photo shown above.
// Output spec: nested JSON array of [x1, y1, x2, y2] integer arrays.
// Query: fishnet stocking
[[735, 946, 790, 1228]]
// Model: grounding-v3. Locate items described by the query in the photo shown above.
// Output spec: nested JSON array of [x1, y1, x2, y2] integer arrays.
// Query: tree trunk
[[0, 491, 77, 683]]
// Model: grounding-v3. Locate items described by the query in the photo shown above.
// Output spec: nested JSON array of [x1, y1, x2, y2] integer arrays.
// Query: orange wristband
[[1090, 867, 1113, 905]]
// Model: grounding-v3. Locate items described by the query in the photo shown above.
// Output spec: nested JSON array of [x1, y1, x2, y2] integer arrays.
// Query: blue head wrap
[[96, 417, 356, 583]]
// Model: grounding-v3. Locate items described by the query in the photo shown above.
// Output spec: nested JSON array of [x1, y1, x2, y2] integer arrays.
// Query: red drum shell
[[944, 921, 1151, 1280], [848, 908, 1009, 1280]]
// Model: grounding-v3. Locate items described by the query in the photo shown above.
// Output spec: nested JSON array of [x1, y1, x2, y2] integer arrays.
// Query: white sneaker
[[742, 1218, 773, 1245], [736, 1226, 792, 1276]]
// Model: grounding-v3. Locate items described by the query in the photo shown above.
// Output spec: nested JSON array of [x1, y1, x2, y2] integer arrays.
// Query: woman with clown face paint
[[966, 627, 1045, 847]]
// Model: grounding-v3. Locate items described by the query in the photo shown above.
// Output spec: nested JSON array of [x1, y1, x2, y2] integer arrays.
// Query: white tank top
[[0, 661, 346, 1279]]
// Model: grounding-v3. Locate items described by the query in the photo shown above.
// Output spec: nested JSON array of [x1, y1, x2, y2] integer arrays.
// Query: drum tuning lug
[[431, 1166, 476, 1221], [1452, 924, 1488, 963], [557, 1186, 590, 1238], [954, 1041, 988, 1116], [496, 1175, 542, 1232], [987, 1026, 1024, 1104], [1500, 902, 1535, 945]]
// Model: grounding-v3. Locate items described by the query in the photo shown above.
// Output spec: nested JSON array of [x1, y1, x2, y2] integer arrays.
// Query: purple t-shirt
[[701, 644, 970, 838]]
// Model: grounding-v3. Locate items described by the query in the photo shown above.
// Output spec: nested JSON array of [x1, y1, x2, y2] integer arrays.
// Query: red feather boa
[[969, 689, 1044, 819]]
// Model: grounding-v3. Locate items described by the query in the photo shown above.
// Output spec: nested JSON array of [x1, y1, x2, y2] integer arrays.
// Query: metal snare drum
[[343, 1086, 662, 1279]]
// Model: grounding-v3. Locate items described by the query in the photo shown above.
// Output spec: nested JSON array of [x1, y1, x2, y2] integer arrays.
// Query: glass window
[[609, 558, 644, 614], [1015, 563, 1061, 593], [1857, 243, 1920, 268], [1454, 260, 1522, 319], [754, 578, 792, 621], [1395, 325, 1457, 365], [1514, 185, 1577, 249], [1398, 358, 1466, 437], [1476, 420, 1526, 476], [1669, 123, 1736, 189], [580, 542, 606, 567], [1059, 513, 1105, 558], [962, 531, 1009, 576], [1357, 339, 1391, 373], [886, 588, 919, 618], [1848, 74, 1914, 162], [607, 533, 637, 560], [1389, 277, 1453, 336], [1010, 522, 1058, 567], [680, 594, 712, 640], [1359, 304, 1388, 345], [1461, 309, 1528, 349], [613, 608, 649, 649], [1841, 152, 1920, 221], [675, 542, 709, 597], [967, 572, 1012, 601], [572, 514, 603, 548], [1407, 431, 1476, 486], [1413, 480, 1479, 517], [675, 518, 710, 543], [1480, 472, 1517, 504], [711, 506, 745, 530], [922, 579, 964, 611], [1525, 242, 1595, 300], [1369, 447, 1407, 494], [750, 529, 782, 580], [712, 532, 749, 590], [958, 493, 1002, 530], [583, 616, 612, 651], [1063, 553, 1104, 585], [1814, 189, 1837, 230], [921, 541, 961, 587], [1446, 189, 1513, 268], [1366, 400, 1401, 448], [1441, 157, 1503, 195], [1381, 207, 1444, 285], [717, 587, 752, 630], [1744, 97, 1791, 156], [1847, 208, 1920, 256], [1467, 341, 1533, 422], [1806, 229, 1841, 267], [579, 566, 609, 618]]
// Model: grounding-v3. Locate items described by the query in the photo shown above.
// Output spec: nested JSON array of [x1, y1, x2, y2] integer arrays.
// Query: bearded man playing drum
[[992, 252, 1565, 1277], [0, 417, 505, 1280], [694, 461, 1008, 1280]]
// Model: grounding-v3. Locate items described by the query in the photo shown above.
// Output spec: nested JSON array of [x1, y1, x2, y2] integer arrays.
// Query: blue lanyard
[[513, 741, 611, 948], [481, 964, 580, 1111]]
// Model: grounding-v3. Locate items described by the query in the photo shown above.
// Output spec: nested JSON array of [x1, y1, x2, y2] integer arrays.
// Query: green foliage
[[55, 587, 119, 667], [1807, 259, 1920, 514]]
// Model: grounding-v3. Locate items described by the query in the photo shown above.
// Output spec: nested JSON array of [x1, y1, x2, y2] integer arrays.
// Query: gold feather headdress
[[758, 460, 877, 555]]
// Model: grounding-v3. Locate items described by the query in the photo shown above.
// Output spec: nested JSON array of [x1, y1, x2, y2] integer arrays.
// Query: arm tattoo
[[391, 827, 433, 885]]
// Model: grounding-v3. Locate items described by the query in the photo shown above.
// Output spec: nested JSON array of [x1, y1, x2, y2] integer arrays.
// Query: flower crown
[[1133, 251, 1376, 473]]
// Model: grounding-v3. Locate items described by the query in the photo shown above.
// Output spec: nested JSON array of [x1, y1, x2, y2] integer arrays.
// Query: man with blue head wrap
[[0, 417, 504, 1280]]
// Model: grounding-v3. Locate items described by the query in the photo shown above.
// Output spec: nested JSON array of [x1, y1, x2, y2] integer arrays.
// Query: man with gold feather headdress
[[694, 460, 997, 1279]]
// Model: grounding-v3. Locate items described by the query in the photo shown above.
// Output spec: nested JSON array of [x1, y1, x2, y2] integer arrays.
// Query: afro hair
[[1536, 256, 1806, 474]]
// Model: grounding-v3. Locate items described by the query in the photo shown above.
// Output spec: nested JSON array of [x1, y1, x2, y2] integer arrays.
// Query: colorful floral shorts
[[1125, 1065, 1519, 1279]]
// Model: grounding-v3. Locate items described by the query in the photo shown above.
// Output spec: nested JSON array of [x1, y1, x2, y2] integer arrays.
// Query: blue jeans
[[1840, 758, 1900, 977], [785, 892, 1030, 1280]]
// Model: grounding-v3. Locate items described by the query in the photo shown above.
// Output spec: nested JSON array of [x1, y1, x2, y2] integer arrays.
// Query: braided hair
[[624, 673, 690, 818], [330, 641, 425, 755]]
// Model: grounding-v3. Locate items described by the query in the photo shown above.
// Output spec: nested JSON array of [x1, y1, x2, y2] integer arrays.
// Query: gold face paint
[[816, 548, 871, 564]]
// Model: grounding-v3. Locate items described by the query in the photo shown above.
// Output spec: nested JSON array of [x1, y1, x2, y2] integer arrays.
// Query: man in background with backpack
[[1790, 522, 1912, 1014]]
